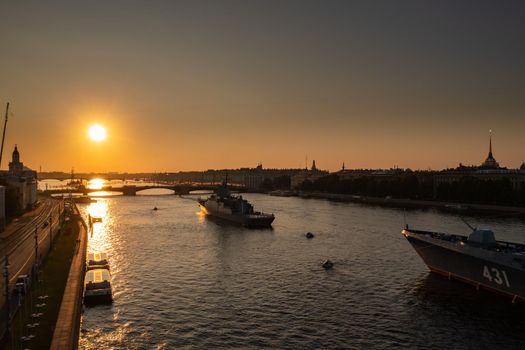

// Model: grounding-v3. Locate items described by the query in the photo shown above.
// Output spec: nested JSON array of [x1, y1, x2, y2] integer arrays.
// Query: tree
[[273, 175, 291, 189], [259, 178, 274, 191]]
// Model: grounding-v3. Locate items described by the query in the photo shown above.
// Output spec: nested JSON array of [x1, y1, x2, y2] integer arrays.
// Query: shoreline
[[268, 191, 525, 216]]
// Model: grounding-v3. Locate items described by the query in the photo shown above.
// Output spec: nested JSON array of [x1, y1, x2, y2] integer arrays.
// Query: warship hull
[[403, 229, 525, 303]]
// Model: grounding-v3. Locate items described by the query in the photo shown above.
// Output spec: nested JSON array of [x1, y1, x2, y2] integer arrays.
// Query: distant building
[[161, 164, 312, 191], [0, 145, 38, 223], [336, 162, 359, 180], [480, 132, 500, 169], [433, 134, 525, 198], [9, 145, 25, 173], [290, 160, 328, 188]]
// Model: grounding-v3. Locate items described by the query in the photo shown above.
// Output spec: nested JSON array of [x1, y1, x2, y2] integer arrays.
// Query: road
[[0, 197, 64, 335]]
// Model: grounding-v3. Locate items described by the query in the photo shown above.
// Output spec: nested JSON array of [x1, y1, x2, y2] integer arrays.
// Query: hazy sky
[[0, 0, 524, 172]]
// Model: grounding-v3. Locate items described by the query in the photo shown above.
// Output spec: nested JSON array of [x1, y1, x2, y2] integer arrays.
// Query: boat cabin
[[85, 269, 111, 289], [84, 268, 113, 305], [87, 251, 110, 270]]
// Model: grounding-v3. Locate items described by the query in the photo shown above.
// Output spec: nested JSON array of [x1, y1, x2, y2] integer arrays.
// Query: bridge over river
[[41, 183, 247, 196]]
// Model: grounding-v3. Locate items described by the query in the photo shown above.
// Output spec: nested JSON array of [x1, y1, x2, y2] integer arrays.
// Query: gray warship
[[403, 225, 525, 302], [198, 182, 275, 228]]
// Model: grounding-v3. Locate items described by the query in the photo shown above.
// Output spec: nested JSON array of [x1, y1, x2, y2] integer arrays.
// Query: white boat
[[84, 268, 113, 305], [87, 251, 110, 271]]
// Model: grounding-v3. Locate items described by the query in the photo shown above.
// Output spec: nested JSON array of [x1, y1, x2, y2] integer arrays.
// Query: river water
[[74, 191, 525, 349]]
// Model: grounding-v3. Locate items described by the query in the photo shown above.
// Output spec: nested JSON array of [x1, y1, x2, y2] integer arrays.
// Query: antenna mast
[[460, 216, 476, 232], [0, 102, 9, 169]]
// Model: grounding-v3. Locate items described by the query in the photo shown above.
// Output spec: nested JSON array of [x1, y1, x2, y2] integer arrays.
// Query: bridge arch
[[87, 190, 123, 197], [136, 188, 175, 195]]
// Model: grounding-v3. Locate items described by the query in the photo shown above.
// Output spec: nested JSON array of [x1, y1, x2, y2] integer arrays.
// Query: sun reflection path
[[85, 199, 115, 254], [88, 191, 121, 197], [87, 178, 106, 190], [89, 201, 107, 219]]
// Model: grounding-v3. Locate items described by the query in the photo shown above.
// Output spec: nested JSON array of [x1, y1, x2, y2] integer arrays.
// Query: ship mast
[[0, 102, 9, 169]]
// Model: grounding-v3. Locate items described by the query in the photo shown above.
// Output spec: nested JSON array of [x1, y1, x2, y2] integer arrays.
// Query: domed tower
[[480, 131, 500, 169], [12, 145, 19, 163], [8, 144, 24, 174]]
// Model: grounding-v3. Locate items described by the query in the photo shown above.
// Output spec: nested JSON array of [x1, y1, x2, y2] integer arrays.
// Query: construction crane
[[0, 102, 9, 169]]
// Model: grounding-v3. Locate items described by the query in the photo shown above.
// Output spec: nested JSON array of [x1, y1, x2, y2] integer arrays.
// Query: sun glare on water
[[88, 201, 107, 219], [87, 178, 106, 190], [88, 124, 107, 142]]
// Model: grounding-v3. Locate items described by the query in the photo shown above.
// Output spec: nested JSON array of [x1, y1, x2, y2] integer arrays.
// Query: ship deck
[[404, 228, 525, 255]]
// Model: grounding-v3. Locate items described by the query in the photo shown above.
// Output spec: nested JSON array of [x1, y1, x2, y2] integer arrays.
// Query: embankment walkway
[[50, 207, 87, 350]]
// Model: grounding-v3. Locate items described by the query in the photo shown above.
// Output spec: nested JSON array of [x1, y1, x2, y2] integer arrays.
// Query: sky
[[0, 0, 524, 172]]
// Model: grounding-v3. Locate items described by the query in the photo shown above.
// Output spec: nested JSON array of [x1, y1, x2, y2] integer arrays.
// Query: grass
[[0, 214, 81, 350]]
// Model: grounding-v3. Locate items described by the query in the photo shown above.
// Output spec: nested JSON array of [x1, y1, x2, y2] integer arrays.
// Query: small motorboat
[[305, 232, 315, 239], [322, 259, 334, 270]]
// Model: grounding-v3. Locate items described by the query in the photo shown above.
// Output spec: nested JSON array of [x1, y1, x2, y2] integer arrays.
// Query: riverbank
[[269, 191, 525, 216]]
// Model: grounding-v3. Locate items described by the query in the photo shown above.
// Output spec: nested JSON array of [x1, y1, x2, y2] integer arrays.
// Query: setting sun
[[88, 124, 107, 142]]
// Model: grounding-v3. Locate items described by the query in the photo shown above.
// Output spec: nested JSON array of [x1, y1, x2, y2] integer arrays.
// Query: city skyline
[[2, 2, 525, 348], [1, 1, 524, 172], [6, 127, 524, 174]]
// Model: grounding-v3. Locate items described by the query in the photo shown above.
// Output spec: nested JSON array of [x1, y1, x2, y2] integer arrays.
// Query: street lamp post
[[3, 255, 10, 336], [49, 215, 53, 250], [34, 226, 38, 268]]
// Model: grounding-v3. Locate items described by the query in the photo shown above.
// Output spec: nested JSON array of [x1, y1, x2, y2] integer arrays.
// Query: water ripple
[[78, 195, 525, 349]]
